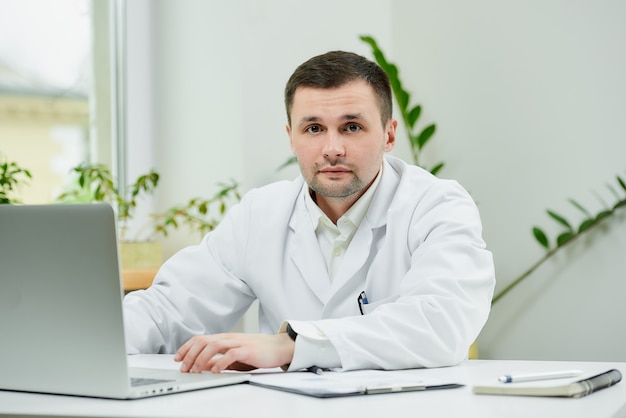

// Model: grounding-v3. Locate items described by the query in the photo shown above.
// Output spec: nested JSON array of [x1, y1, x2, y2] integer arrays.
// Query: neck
[[312, 192, 363, 224], [309, 165, 382, 224]]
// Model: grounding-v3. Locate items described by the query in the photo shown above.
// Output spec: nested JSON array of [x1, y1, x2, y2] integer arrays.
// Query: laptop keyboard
[[131, 377, 175, 387]]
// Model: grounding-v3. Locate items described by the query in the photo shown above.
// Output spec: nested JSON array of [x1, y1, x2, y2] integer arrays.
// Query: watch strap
[[286, 323, 298, 341]]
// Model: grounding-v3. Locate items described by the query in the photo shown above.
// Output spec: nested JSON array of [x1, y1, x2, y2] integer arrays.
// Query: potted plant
[[0, 156, 32, 204], [151, 179, 240, 239], [57, 163, 242, 290], [57, 163, 159, 237], [56, 163, 161, 289]]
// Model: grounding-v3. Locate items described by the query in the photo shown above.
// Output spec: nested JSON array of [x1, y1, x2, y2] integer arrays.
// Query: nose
[[322, 132, 345, 160]]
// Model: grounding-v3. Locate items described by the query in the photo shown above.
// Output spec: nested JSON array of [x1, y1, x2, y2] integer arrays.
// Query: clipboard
[[247, 369, 464, 398]]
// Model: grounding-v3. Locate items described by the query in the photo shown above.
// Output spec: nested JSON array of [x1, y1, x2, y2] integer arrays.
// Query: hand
[[174, 332, 295, 373]]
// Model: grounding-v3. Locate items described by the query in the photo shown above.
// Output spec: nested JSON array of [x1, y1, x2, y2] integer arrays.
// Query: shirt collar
[[303, 164, 383, 230]]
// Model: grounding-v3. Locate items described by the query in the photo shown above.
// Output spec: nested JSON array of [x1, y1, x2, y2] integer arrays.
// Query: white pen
[[498, 370, 583, 383]]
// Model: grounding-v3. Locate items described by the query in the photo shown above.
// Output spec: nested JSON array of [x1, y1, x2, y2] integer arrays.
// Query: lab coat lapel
[[288, 201, 331, 304], [329, 158, 399, 294]]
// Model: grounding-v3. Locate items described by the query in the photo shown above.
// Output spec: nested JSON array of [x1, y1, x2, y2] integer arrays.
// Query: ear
[[286, 123, 294, 152], [384, 119, 398, 152]]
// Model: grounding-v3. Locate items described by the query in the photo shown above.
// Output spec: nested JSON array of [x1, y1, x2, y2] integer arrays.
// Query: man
[[123, 51, 495, 373]]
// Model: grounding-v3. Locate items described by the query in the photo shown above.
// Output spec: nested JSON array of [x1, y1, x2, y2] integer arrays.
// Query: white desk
[[1, 357, 625, 418]]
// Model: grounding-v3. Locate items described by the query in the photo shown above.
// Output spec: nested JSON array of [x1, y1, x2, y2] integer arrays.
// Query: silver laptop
[[0, 203, 249, 399]]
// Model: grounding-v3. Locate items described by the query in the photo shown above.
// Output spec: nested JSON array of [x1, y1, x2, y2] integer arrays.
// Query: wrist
[[285, 323, 298, 341], [279, 324, 296, 371]]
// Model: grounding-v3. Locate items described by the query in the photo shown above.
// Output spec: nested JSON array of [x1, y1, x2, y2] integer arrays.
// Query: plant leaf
[[429, 162, 445, 176], [617, 176, 626, 193], [596, 210, 612, 221], [556, 231, 574, 247], [547, 210, 573, 232], [78, 172, 86, 188], [407, 105, 421, 128], [578, 218, 596, 234], [396, 87, 409, 110], [416, 124, 436, 149], [532, 227, 550, 249], [568, 198, 591, 217], [199, 202, 208, 214]]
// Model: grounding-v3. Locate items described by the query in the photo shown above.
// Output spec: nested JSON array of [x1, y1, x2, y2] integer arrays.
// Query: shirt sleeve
[[279, 320, 341, 371]]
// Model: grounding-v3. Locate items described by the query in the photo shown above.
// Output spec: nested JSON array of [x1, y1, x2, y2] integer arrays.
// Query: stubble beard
[[307, 168, 364, 199]]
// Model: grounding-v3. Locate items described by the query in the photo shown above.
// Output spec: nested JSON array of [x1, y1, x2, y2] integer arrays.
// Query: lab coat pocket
[[360, 294, 399, 315]]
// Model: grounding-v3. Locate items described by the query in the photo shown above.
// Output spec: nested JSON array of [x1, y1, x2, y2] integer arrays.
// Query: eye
[[305, 124, 322, 134], [345, 123, 362, 133]]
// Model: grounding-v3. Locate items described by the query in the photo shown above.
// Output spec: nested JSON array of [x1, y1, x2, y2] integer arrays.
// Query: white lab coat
[[123, 156, 495, 370]]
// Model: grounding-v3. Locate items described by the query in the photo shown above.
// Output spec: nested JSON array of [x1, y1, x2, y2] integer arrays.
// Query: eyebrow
[[296, 113, 364, 127]]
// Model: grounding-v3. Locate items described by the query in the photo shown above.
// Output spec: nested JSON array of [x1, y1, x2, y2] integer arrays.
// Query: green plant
[[0, 156, 32, 204], [360, 35, 444, 175], [151, 180, 240, 238], [492, 173, 626, 304], [57, 163, 159, 240]]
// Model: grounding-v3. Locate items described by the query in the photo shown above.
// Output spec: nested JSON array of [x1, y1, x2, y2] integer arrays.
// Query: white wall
[[140, 0, 394, 253], [391, 0, 626, 361], [126, 0, 626, 360]]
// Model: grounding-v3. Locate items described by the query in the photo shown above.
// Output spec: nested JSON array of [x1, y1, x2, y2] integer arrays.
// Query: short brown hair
[[284, 51, 392, 127]]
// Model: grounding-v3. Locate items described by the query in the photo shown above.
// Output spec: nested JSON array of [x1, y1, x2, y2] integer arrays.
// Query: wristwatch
[[286, 323, 298, 341]]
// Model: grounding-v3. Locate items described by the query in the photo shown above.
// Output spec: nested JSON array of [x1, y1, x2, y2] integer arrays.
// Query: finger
[[175, 334, 209, 362], [209, 347, 254, 373], [179, 338, 210, 372], [190, 346, 223, 373], [174, 339, 193, 362], [189, 337, 240, 373]]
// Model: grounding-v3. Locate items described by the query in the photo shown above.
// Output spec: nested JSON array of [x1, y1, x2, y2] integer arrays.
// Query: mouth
[[318, 167, 352, 177]]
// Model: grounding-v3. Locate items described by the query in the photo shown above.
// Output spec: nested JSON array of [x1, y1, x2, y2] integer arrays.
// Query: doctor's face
[[286, 80, 397, 203]]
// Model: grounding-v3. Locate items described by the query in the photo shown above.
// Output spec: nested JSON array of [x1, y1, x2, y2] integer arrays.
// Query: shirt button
[[333, 248, 341, 256]]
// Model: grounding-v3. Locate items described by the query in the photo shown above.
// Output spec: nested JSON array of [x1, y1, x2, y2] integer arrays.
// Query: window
[[0, 0, 118, 204]]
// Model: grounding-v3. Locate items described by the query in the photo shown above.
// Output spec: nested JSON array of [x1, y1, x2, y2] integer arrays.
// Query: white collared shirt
[[287, 166, 383, 371], [303, 165, 382, 282]]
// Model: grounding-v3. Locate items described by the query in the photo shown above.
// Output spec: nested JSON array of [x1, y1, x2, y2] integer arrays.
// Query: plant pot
[[120, 241, 161, 269], [120, 241, 162, 291], [469, 341, 479, 359]]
